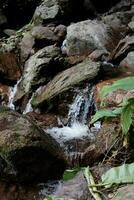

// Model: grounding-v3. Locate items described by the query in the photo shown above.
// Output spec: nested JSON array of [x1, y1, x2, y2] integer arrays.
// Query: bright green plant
[[91, 76, 134, 135]]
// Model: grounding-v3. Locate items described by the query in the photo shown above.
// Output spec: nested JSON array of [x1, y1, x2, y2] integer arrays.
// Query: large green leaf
[[101, 163, 134, 187], [121, 98, 134, 134], [100, 77, 134, 100], [90, 109, 119, 124]]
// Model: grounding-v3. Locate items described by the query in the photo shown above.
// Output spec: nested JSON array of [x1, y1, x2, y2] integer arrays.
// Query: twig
[[84, 166, 102, 200]]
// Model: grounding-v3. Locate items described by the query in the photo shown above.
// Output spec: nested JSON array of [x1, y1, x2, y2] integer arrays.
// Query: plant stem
[[84, 166, 102, 200]]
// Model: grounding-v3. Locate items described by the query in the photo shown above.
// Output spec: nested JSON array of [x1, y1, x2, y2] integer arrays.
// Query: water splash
[[8, 78, 22, 110], [68, 85, 93, 125], [8, 87, 15, 110], [46, 121, 94, 145], [46, 85, 96, 146], [23, 94, 34, 114]]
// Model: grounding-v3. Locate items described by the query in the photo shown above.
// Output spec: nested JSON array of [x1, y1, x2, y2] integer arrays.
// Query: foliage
[[91, 77, 134, 135], [101, 163, 134, 187], [100, 77, 134, 101], [63, 167, 81, 181]]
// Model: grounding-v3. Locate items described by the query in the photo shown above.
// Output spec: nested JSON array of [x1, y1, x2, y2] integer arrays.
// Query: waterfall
[[46, 85, 96, 145], [68, 85, 93, 125], [23, 94, 34, 114], [8, 78, 22, 110]]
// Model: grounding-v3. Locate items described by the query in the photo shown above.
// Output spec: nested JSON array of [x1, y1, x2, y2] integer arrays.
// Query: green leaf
[[121, 98, 134, 134], [63, 168, 81, 181], [101, 163, 134, 187], [90, 109, 118, 124], [100, 77, 134, 100]]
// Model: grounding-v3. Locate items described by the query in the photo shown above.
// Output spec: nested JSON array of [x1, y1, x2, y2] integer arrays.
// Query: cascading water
[[8, 78, 22, 110], [46, 85, 98, 147], [23, 94, 34, 114], [67, 85, 93, 125], [8, 86, 16, 110], [7, 78, 34, 114]]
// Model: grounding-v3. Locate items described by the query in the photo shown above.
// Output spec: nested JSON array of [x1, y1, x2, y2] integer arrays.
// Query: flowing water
[[23, 94, 34, 114], [46, 85, 100, 149], [7, 78, 34, 114], [8, 78, 22, 110]]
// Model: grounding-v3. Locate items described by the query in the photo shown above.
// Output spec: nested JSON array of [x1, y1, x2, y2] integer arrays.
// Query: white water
[[47, 121, 94, 144], [68, 86, 93, 125], [8, 78, 22, 110], [46, 86, 97, 145], [23, 94, 34, 114], [8, 86, 16, 110]]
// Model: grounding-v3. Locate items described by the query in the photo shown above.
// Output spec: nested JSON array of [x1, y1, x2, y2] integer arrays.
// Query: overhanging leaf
[[101, 163, 134, 187], [121, 104, 133, 135], [100, 77, 134, 100], [90, 109, 118, 124]]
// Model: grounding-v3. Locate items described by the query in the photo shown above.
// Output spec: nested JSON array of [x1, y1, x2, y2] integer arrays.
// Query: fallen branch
[[84, 166, 102, 200]]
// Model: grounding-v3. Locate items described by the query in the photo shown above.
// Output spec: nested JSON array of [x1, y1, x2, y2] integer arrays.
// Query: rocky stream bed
[[0, 0, 134, 199]]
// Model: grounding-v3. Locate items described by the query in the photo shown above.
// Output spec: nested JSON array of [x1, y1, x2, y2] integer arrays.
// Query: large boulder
[[63, 19, 120, 56], [13, 45, 62, 106], [0, 108, 67, 182], [31, 58, 100, 107], [33, 0, 97, 25], [33, 0, 60, 24]]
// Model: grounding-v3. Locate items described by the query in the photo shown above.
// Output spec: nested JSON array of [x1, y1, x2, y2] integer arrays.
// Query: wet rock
[[81, 122, 119, 166], [63, 19, 119, 56], [0, 84, 9, 106], [32, 59, 100, 108], [27, 112, 58, 129], [13, 45, 62, 107], [0, 181, 59, 200], [112, 185, 134, 200], [20, 32, 35, 63], [54, 171, 92, 200], [0, 52, 21, 82], [0, 109, 67, 182]]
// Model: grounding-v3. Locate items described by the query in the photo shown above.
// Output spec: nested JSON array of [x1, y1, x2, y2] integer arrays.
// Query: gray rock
[[112, 185, 134, 200], [33, 0, 60, 24], [32, 59, 100, 107], [63, 20, 116, 56], [0, 108, 67, 182], [31, 25, 58, 41], [120, 51, 134, 70], [54, 171, 92, 200], [20, 32, 35, 63], [13, 45, 61, 105]]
